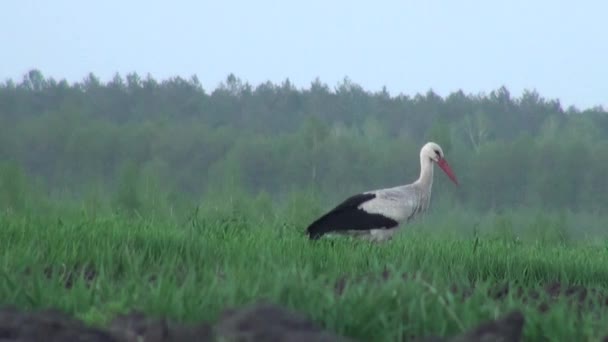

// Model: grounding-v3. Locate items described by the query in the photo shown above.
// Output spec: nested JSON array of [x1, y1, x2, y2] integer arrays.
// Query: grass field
[[2, 202, 608, 341]]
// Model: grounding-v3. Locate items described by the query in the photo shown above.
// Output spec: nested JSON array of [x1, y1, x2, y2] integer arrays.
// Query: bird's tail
[[306, 219, 329, 240]]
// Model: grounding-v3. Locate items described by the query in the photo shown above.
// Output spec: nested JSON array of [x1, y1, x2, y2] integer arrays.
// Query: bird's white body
[[334, 182, 432, 242], [306, 142, 458, 242]]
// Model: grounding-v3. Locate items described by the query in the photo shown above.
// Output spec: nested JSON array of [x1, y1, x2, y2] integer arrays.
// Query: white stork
[[306, 142, 459, 242]]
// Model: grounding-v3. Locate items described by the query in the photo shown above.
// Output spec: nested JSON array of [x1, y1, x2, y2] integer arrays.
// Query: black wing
[[306, 192, 399, 240]]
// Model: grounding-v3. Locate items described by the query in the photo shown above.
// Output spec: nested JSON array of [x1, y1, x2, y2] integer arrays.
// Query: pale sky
[[1, 0, 606, 110]]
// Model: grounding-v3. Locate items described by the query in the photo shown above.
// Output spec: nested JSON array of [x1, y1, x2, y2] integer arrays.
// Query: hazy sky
[[1, 0, 606, 109]]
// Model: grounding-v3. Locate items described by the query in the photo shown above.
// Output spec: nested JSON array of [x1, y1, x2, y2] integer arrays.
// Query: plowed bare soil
[[0, 303, 525, 342]]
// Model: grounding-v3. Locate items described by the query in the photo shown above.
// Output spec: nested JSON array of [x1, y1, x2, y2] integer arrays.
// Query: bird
[[306, 142, 459, 242]]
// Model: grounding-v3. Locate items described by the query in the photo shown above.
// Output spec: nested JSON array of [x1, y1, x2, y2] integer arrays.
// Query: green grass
[[1, 207, 608, 341]]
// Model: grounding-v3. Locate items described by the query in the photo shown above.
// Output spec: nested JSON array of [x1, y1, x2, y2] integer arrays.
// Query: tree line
[[1, 69, 607, 216]]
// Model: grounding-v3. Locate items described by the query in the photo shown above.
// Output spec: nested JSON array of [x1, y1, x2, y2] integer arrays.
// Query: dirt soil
[[0, 302, 525, 342]]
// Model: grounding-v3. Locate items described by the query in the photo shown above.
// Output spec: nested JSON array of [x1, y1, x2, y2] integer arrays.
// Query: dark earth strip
[[0, 302, 524, 342]]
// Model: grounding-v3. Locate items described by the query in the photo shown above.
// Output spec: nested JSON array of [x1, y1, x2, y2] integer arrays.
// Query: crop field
[[2, 203, 608, 341]]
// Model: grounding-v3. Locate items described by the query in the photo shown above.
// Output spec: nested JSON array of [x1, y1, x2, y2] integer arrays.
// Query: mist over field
[[1, 70, 607, 234]]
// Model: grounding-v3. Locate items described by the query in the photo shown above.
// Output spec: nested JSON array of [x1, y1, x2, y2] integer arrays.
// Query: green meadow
[[2, 199, 608, 341]]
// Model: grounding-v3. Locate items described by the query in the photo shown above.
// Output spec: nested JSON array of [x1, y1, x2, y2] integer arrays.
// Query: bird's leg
[[367, 228, 397, 243]]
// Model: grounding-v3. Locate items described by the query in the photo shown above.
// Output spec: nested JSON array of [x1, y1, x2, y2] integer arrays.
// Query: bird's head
[[421, 142, 459, 185]]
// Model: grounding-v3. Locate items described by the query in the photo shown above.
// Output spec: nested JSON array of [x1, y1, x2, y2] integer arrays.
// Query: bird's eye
[[434, 150, 440, 156]]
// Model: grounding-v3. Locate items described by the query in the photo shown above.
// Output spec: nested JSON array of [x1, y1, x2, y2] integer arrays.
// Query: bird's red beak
[[437, 158, 459, 185]]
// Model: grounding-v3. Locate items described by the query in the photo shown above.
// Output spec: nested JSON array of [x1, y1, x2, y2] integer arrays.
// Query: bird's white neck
[[416, 155, 434, 189]]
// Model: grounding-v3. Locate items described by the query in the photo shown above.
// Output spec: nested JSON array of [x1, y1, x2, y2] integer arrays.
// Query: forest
[[1, 69, 607, 219]]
